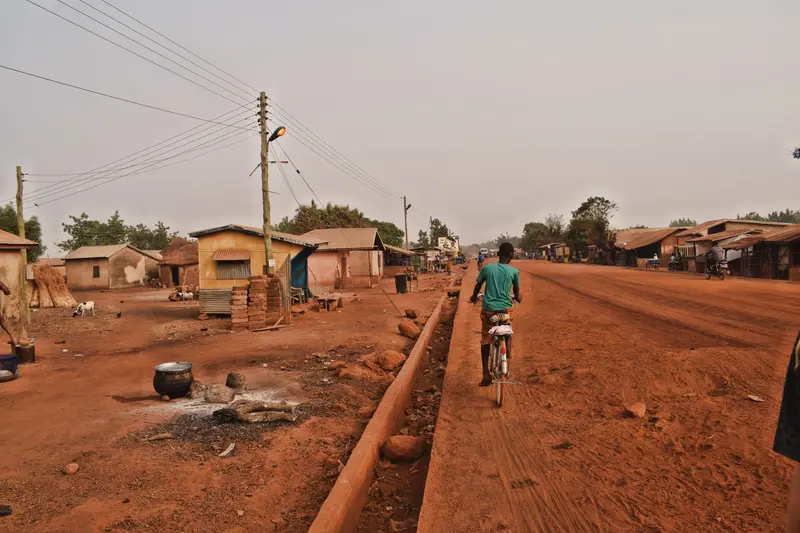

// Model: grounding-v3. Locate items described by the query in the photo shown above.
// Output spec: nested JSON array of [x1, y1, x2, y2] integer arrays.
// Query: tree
[[793, 147, 800, 159], [414, 229, 430, 248], [628, 225, 647, 229], [413, 217, 454, 248], [737, 212, 766, 222], [57, 211, 178, 252], [273, 201, 405, 247], [543, 214, 565, 240], [0, 204, 46, 262], [736, 210, 800, 223], [669, 218, 697, 227], [565, 197, 618, 253], [520, 222, 549, 251]]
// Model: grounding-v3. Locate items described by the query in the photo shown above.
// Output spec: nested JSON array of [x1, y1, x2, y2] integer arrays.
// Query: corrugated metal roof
[[212, 249, 251, 261], [614, 228, 682, 250], [36, 257, 65, 267], [63, 244, 160, 261], [301, 228, 383, 251], [384, 244, 412, 256], [685, 229, 762, 243], [0, 228, 37, 248], [675, 219, 792, 237], [142, 250, 163, 260], [188, 224, 318, 248], [724, 225, 800, 249]]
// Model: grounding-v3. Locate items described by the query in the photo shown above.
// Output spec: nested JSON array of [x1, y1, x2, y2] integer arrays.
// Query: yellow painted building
[[188, 224, 320, 290]]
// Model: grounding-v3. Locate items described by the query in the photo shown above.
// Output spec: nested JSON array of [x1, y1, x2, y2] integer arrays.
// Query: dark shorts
[[773, 330, 800, 462], [480, 309, 512, 345]]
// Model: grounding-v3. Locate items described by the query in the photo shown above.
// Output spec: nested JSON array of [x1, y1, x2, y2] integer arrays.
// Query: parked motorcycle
[[668, 259, 680, 272], [704, 260, 729, 280]]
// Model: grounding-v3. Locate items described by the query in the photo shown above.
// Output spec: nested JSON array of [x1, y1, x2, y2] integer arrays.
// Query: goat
[[176, 291, 194, 301], [72, 301, 96, 317]]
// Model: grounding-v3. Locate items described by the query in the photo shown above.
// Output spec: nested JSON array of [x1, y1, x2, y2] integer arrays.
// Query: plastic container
[[394, 274, 408, 294], [0, 353, 19, 376]]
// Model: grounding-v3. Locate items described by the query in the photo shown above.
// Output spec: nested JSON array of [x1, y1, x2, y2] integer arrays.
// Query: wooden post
[[403, 196, 410, 251], [16, 166, 29, 329], [259, 91, 273, 275]]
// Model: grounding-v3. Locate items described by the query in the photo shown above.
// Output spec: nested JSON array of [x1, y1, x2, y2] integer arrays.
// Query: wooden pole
[[259, 91, 273, 275], [16, 166, 29, 330], [403, 196, 410, 250]]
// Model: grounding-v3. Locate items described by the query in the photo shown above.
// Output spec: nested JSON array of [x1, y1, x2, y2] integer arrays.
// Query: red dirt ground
[[0, 274, 454, 533], [419, 261, 800, 533]]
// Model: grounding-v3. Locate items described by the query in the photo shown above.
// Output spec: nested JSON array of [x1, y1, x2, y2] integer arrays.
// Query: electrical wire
[[29, 131, 259, 208], [98, 0, 259, 94], [268, 100, 402, 198], [273, 141, 322, 205], [0, 64, 256, 130], [24, 0, 248, 107], [75, 0, 253, 103], [17, 106, 257, 203], [25, 127, 254, 207], [275, 159, 301, 208]]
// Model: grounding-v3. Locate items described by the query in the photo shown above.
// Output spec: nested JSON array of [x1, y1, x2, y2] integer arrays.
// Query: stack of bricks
[[247, 276, 268, 331], [230, 286, 248, 331], [267, 276, 282, 313]]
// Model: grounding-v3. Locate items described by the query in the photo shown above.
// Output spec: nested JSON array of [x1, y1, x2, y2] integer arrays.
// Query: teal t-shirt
[[477, 263, 520, 312]]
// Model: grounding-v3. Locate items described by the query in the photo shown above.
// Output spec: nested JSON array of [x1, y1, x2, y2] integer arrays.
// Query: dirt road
[[419, 261, 800, 533]]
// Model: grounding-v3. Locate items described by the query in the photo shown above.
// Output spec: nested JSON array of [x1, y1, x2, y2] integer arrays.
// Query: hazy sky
[[1, 0, 799, 253]]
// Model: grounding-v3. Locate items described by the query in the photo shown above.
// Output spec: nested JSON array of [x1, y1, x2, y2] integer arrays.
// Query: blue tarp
[[291, 248, 313, 296]]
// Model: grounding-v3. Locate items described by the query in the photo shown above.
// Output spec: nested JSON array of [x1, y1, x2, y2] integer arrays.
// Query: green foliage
[[0, 204, 46, 262], [566, 197, 618, 253], [628, 225, 648, 229], [57, 211, 178, 252], [737, 209, 800, 224], [274, 201, 405, 247], [793, 147, 800, 159], [413, 217, 454, 248], [518, 214, 565, 251], [669, 218, 697, 227]]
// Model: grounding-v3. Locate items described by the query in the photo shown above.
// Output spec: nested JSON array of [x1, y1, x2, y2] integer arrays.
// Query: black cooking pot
[[153, 362, 193, 398]]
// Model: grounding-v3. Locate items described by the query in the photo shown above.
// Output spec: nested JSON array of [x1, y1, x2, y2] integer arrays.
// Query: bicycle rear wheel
[[495, 342, 504, 408]]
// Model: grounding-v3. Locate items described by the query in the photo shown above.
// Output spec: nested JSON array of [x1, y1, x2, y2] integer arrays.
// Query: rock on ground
[[358, 404, 377, 419], [205, 384, 236, 404], [626, 402, 646, 418], [398, 320, 421, 340], [377, 350, 407, 372], [381, 435, 427, 463], [404, 308, 420, 319], [226, 372, 247, 390], [63, 463, 79, 475], [189, 381, 208, 399]]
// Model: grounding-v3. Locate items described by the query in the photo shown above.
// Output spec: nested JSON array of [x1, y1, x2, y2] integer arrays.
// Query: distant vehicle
[[479, 248, 489, 256]]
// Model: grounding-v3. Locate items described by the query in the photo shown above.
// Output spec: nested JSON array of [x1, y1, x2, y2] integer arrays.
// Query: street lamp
[[269, 126, 286, 143]]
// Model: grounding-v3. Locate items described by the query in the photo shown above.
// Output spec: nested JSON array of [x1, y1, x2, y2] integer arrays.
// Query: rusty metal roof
[[301, 228, 383, 251], [685, 229, 762, 243], [722, 225, 800, 249], [63, 244, 160, 260], [675, 219, 792, 237], [189, 224, 319, 248], [212, 249, 251, 261], [614, 228, 683, 250], [384, 244, 412, 256], [0, 228, 37, 248]]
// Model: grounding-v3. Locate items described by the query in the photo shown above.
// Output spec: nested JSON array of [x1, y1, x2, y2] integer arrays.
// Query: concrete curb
[[308, 295, 447, 533]]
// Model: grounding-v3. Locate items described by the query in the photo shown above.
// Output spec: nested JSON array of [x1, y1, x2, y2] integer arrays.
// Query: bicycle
[[487, 311, 514, 407]]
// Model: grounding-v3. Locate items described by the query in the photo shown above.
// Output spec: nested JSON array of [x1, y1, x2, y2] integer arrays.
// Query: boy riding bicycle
[[470, 242, 522, 386]]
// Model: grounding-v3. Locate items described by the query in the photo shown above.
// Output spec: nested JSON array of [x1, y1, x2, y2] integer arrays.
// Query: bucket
[[16, 343, 35, 364], [0, 353, 19, 375]]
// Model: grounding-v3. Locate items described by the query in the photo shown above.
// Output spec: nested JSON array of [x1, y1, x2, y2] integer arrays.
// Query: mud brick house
[[612, 228, 687, 268], [158, 238, 199, 287], [0, 228, 38, 326], [301, 228, 385, 293], [722, 225, 800, 280], [189, 224, 319, 315], [63, 244, 161, 290]]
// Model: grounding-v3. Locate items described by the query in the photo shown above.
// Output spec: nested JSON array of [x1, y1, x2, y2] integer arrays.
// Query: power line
[[98, 0, 259, 94], [24, 0, 247, 106], [274, 141, 322, 205], [29, 131, 258, 208], [0, 64, 256, 130], [15, 106, 256, 203], [75, 0, 253, 102], [25, 127, 254, 206], [268, 100, 402, 198], [275, 157, 301, 208]]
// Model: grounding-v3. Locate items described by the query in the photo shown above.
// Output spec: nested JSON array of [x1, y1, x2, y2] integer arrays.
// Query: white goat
[[177, 291, 194, 301], [73, 301, 95, 317]]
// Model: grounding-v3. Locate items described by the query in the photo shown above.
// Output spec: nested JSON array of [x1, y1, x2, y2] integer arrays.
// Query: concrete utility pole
[[403, 196, 411, 250], [259, 91, 273, 275], [16, 166, 29, 328]]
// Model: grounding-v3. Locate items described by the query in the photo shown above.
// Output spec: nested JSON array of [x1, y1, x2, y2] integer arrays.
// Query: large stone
[[381, 435, 427, 463], [63, 463, 79, 475], [404, 309, 421, 319], [626, 402, 646, 418], [204, 384, 235, 404], [226, 372, 247, 390], [376, 350, 407, 372], [189, 381, 208, 399], [398, 320, 421, 340]]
